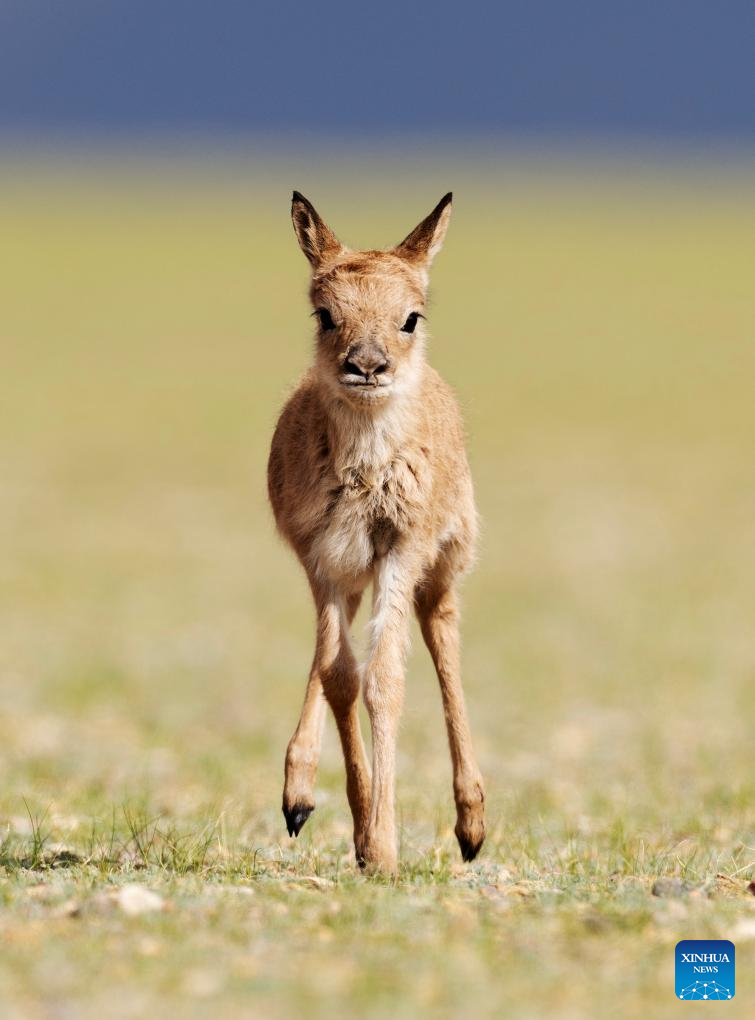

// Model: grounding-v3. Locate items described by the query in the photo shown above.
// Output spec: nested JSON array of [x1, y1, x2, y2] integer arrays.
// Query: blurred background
[[1, 3, 754, 1016]]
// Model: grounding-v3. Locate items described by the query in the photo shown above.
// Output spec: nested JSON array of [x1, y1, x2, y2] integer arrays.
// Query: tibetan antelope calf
[[267, 191, 485, 873]]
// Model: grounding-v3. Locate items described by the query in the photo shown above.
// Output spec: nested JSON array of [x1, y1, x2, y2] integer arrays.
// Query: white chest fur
[[307, 404, 426, 584]]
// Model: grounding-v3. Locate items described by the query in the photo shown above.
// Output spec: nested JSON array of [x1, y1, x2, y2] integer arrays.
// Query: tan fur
[[268, 192, 485, 872]]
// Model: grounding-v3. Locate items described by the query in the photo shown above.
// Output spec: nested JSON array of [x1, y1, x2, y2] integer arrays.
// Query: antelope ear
[[291, 191, 343, 268], [394, 192, 453, 267]]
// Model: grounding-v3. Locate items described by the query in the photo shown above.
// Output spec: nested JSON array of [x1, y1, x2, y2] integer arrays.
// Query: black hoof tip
[[283, 804, 314, 838], [457, 832, 484, 863]]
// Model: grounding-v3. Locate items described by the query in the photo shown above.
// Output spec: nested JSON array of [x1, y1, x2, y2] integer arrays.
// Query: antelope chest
[[310, 456, 425, 582]]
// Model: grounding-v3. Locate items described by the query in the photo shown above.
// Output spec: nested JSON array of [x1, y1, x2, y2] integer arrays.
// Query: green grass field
[[1, 151, 754, 1018]]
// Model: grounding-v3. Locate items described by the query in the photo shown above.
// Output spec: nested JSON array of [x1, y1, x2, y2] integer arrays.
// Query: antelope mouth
[[340, 378, 393, 396]]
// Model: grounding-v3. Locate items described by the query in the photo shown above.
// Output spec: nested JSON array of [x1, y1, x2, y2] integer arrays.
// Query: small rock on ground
[[651, 878, 697, 898], [116, 884, 165, 916]]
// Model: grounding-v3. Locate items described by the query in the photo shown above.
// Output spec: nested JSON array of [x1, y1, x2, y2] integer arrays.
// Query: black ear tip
[[441, 191, 453, 207], [292, 190, 305, 203]]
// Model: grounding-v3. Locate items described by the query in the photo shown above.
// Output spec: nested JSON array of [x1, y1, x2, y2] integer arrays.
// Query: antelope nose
[[343, 347, 390, 380]]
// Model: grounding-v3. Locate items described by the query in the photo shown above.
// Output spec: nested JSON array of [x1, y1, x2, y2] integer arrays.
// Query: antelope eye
[[317, 308, 335, 331], [401, 312, 420, 334]]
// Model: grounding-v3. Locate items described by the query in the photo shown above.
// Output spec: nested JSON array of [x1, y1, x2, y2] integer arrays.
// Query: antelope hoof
[[455, 824, 485, 862], [454, 782, 486, 862], [283, 803, 314, 838], [356, 830, 398, 875], [455, 803, 486, 862]]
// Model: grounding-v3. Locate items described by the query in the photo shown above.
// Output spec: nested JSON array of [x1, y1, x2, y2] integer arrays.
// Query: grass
[[1, 149, 754, 1018]]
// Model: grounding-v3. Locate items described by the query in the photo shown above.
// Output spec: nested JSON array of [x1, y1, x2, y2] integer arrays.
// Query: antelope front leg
[[360, 553, 415, 874], [282, 666, 327, 836], [283, 591, 364, 838], [314, 590, 372, 853], [416, 582, 485, 861]]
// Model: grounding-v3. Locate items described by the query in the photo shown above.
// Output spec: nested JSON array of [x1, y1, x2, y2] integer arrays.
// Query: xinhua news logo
[[676, 940, 735, 1000]]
